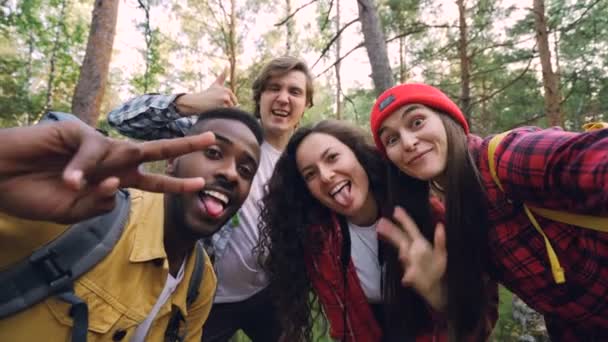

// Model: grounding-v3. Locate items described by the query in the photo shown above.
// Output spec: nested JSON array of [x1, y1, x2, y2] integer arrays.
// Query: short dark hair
[[190, 107, 264, 144], [251, 56, 314, 118]]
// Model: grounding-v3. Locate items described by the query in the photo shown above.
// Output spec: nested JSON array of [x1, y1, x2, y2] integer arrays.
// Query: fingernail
[[67, 170, 82, 184]]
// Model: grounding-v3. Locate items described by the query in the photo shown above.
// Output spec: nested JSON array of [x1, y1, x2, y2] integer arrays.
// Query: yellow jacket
[[0, 189, 216, 341]]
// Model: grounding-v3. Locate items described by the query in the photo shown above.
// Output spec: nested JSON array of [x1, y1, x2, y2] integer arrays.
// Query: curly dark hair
[[257, 119, 435, 341]]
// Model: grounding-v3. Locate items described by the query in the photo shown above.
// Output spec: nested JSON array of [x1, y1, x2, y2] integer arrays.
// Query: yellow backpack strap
[[582, 122, 608, 131], [487, 132, 510, 192], [526, 206, 608, 232], [487, 131, 566, 284]]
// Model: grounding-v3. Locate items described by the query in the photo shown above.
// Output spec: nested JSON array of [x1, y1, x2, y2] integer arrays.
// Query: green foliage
[[131, 27, 167, 94], [0, 0, 88, 127], [341, 87, 376, 130], [301, 80, 336, 126], [490, 286, 519, 341]]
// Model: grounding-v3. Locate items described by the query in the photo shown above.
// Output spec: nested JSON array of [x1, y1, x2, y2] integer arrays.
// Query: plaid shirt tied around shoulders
[[472, 126, 608, 341]]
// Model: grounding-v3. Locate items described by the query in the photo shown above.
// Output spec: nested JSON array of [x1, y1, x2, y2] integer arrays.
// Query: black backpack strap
[[57, 288, 89, 342], [165, 240, 205, 342], [0, 190, 130, 341], [187, 241, 205, 307]]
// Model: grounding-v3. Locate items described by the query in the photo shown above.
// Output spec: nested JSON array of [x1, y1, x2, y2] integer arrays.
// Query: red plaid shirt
[[471, 126, 608, 341], [304, 214, 383, 342], [305, 206, 497, 341]]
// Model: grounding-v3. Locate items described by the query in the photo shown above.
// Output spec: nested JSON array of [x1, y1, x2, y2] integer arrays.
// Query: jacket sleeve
[[491, 127, 608, 215], [107, 93, 195, 140], [184, 252, 217, 342]]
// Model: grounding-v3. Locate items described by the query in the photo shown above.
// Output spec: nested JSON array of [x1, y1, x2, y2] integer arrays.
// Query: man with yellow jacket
[[0, 107, 263, 341]]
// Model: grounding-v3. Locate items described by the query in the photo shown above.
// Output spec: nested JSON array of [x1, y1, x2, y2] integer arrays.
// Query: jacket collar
[[129, 190, 168, 263]]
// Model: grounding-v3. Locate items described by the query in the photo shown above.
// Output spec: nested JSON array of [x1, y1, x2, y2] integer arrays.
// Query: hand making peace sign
[[0, 121, 215, 223]]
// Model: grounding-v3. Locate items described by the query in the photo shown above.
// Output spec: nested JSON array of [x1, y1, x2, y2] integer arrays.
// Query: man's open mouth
[[199, 189, 230, 219], [271, 109, 289, 117]]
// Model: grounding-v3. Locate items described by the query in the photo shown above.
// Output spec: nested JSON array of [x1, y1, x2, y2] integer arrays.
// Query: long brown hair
[[385, 112, 491, 340], [385, 163, 436, 341], [439, 114, 491, 339]]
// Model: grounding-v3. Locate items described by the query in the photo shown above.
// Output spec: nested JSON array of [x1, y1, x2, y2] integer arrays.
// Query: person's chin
[[415, 167, 443, 181], [183, 214, 224, 238], [188, 221, 223, 238], [267, 122, 293, 134]]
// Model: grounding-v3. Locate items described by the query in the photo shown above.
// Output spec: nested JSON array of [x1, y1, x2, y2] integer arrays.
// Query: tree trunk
[[43, 0, 68, 117], [357, 0, 394, 94], [399, 36, 407, 83], [24, 31, 35, 124], [137, 0, 152, 93], [285, 0, 293, 54], [480, 76, 490, 135], [335, 0, 342, 119], [533, 0, 562, 126], [228, 0, 237, 94], [71, 0, 120, 126], [457, 0, 472, 120]]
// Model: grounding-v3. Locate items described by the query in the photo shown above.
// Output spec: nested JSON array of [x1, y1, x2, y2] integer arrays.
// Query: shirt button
[[112, 329, 127, 341]]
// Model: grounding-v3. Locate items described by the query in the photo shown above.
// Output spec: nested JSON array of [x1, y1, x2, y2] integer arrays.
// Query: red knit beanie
[[370, 83, 469, 154]]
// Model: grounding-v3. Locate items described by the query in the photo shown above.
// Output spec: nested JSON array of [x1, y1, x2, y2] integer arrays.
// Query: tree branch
[[560, 71, 578, 104], [558, 0, 604, 33], [320, 0, 334, 32], [311, 18, 358, 69], [508, 113, 544, 129], [275, 0, 318, 26], [470, 54, 534, 106], [386, 23, 454, 44], [315, 41, 365, 78], [341, 88, 359, 123]]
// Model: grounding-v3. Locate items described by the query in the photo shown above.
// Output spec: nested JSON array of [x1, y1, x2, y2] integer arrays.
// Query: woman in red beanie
[[370, 83, 608, 341], [257, 119, 495, 342]]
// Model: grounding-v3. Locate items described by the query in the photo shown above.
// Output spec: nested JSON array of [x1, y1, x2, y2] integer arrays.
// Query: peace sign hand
[[0, 121, 215, 223], [377, 206, 448, 311]]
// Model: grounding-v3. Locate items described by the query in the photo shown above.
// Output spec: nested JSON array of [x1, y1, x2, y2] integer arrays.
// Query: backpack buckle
[[29, 248, 72, 290]]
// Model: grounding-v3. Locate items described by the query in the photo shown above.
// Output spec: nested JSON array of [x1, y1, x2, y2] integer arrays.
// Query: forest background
[[1, 0, 606, 340]]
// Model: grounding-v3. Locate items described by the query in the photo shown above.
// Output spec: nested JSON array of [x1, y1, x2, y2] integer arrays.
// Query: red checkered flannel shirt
[[470, 126, 608, 341], [306, 201, 498, 342]]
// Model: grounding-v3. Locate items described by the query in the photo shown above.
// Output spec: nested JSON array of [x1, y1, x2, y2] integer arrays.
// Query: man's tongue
[[202, 196, 224, 218], [334, 185, 353, 207]]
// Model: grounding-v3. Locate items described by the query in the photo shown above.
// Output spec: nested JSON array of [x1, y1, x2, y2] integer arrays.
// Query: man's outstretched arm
[[107, 70, 237, 140], [0, 121, 215, 223]]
